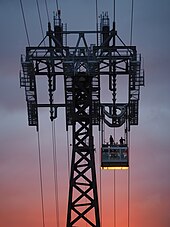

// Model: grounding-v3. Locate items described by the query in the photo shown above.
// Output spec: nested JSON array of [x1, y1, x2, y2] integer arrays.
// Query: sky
[[0, 0, 170, 227]]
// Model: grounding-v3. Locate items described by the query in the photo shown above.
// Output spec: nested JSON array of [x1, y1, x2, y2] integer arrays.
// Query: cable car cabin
[[101, 144, 129, 170]]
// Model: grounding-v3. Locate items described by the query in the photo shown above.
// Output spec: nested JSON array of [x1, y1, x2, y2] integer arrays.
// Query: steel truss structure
[[20, 11, 144, 227]]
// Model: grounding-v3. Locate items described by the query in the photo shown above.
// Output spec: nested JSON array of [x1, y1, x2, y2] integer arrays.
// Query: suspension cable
[[95, 0, 99, 46], [127, 131, 131, 227], [128, 1, 134, 226], [55, 0, 59, 11], [112, 0, 116, 215], [130, 0, 134, 45], [37, 131, 46, 227], [20, 0, 30, 46], [44, 0, 50, 22], [113, 170, 116, 227], [113, 128, 116, 227], [99, 128, 103, 227], [51, 121, 60, 227], [113, 0, 116, 22], [36, 0, 46, 46], [66, 130, 70, 178]]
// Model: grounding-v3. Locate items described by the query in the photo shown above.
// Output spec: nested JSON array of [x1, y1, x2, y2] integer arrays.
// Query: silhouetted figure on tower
[[110, 135, 114, 146], [119, 137, 125, 145]]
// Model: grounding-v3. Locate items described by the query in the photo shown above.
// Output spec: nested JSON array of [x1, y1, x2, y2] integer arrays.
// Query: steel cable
[[66, 130, 70, 178], [55, 0, 59, 11], [130, 0, 134, 45], [51, 121, 60, 227], [20, 0, 30, 46], [36, 0, 46, 46], [128, 1, 134, 227], [44, 0, 50, 22], [99, 129, 103, 227], [37, 131, 46, 227]]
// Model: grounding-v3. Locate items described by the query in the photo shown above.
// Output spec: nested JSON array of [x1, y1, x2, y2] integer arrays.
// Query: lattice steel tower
[[20, 10, 144, 227]]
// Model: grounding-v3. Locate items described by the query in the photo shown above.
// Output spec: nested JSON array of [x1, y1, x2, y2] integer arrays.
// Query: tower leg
[[66, 73, 100, 227]]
